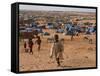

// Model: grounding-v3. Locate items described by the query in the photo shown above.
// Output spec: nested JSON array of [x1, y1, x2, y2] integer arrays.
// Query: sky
[[19, 4, 96, 13]]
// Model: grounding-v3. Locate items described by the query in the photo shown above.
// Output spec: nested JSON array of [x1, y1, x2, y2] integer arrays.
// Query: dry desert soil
[[19, 31, 96, 71]]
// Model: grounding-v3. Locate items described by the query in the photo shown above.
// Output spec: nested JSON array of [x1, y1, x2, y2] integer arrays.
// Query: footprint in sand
[[88, 47, 93, 51], [84, 56, 88, 59], [61, 65, 73, 68], [47, 61, 55, 64]]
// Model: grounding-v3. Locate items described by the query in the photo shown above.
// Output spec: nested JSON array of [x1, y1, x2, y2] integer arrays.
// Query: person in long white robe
[[50, 34, 64, 66]]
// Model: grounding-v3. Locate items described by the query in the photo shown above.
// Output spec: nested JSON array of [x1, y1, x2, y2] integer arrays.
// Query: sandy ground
[[19, 30, 96, 71]]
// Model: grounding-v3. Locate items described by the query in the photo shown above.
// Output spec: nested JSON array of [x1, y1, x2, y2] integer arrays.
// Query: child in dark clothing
[[24, 41, 27, 52], [36, 36, 41, 51], [28, 38, 33, 54]]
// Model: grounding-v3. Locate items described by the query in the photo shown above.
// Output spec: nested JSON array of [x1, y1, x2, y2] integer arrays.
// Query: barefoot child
[[50, 34, 64, 66]]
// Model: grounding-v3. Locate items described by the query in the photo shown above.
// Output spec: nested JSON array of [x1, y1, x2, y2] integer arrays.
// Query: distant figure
[[70, 25, 75, 41], [28, 38, 33, 54], [36, 36, 41, 51], [24, 41, 27, 52], [50, 34, 64, 66], [24, 39, 29, 53]]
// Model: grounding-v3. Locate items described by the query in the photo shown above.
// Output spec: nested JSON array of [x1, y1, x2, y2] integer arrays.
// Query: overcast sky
[[19, 5, 96, 13]]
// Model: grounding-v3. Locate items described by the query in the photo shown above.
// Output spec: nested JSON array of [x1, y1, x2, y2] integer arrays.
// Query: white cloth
[[50, 41, 64, 60]]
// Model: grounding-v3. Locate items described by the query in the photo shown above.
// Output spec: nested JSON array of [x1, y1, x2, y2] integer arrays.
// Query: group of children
[[23, 34, 64, 67], [24, 35, 41, 54]]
